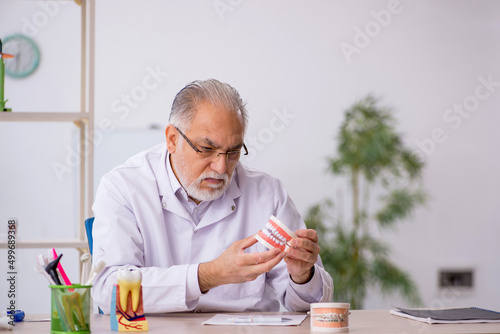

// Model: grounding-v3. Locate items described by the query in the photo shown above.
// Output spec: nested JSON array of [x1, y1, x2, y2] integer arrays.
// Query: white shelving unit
[[0, 0, 95, 254]]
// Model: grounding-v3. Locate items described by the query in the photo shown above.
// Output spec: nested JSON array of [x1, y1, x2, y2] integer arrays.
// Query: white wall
[[1, 0, 499, 313]]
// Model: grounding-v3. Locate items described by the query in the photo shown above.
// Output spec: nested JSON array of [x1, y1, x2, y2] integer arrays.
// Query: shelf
[[0, 239, 88, 249], [0, 0, 95, 276], [0, 112, 89, 123]]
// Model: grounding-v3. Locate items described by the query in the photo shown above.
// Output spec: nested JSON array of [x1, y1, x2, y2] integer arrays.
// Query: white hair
[[169, 79, 248, 133]]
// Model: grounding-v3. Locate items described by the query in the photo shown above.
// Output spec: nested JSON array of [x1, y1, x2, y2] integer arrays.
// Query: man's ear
[[165, 125, 178, 153]]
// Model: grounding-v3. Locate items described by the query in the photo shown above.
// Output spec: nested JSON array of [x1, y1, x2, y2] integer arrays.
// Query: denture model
[[255, 215, 297, 251], [110, 268, 149, 332]]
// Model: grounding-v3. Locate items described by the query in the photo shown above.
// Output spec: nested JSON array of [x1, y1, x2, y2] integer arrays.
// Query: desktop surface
[[12, 310, 500, 334]]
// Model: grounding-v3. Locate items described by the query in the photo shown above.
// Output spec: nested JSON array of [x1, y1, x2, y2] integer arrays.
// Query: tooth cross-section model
[[118, 269, 142, 313], [255, 215, 297, 251], [110, 268, 149, 332]]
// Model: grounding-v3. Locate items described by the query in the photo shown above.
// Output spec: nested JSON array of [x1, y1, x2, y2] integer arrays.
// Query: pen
[[227, 317, 291, 323]]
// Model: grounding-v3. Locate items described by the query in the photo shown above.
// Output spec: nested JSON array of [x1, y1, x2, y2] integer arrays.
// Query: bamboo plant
[[305, 95, 426, 309]]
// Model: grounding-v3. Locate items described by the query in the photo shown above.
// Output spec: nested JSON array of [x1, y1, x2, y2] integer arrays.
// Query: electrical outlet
[[439, 270, 473, 288]]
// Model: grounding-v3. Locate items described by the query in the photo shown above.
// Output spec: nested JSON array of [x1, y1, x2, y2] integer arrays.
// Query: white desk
[[12, 310, 500, 333]]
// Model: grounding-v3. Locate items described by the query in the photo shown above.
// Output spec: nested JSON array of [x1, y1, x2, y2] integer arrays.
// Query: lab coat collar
[[157, 148, 191, 222], [158, 147, 243, 228], [165, 152, 190, 202]]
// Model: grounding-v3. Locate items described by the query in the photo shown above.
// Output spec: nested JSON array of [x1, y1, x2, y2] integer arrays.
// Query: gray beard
[[173, 151, 232, 202]]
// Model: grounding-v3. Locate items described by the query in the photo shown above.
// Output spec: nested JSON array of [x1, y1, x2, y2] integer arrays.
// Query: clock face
[[3, 34, 40, 78]]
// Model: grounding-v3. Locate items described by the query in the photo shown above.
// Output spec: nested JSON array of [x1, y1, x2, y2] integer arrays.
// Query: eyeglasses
[[175, 127, 248, 162]]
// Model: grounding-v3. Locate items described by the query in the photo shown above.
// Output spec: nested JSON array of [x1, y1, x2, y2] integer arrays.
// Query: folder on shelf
[[390, 306, 500, 324]]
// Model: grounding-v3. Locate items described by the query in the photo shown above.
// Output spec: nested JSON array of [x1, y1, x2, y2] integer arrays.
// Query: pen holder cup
[[50, 285, 92, 334], [310, 302, 350, 332]]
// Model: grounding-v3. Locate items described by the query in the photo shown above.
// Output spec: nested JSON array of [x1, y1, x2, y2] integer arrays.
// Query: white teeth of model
[[276, 234, 286, 243], [117, 269, 142, 312]]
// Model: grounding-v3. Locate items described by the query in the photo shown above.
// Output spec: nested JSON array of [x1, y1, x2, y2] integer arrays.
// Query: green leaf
[[376, 188, 427, 227]]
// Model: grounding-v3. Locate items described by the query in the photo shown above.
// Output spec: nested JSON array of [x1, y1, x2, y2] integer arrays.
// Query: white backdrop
[[1, 0, 499, 313]]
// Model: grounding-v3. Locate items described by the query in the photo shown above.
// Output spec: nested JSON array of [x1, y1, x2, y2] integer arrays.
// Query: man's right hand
[[198, 235, 285, 293]]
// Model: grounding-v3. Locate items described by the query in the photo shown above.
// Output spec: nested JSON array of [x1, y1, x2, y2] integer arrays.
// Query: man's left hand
[[284, 229, 320, 284]]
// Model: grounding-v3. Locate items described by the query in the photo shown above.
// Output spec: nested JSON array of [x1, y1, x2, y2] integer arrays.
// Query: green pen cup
[[50, 285, 92, 334]]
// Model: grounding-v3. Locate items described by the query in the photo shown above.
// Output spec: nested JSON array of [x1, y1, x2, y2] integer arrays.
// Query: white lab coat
[[91, 143, 333, 313]]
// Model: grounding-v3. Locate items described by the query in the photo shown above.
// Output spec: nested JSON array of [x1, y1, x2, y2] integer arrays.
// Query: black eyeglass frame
[[174, 126, 248, 161]]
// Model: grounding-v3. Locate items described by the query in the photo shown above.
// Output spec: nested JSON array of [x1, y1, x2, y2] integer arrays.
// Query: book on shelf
[[390, 306, 500, 324]]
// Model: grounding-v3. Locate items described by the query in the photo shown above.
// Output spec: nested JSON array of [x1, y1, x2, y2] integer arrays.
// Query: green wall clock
[[3, 34, 40, 78]]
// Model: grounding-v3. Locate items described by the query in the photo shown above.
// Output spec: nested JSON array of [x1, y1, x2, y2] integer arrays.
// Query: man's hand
[[198, 235, 285, 292], [285, 229, 320, 284]]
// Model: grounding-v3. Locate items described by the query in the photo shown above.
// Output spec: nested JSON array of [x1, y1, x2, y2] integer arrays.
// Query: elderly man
[[91, 79, 333, 313]]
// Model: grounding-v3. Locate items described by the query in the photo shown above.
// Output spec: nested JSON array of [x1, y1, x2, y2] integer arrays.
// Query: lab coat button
[[231, 205, 236, 211], [193, 229, 197, 234], [162, 202, 166, 208]]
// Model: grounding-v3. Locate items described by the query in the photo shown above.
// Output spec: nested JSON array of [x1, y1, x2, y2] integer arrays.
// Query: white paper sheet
[[202, 314, 307, 326]]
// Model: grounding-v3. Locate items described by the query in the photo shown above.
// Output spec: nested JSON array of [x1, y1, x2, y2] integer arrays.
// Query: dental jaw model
[[255, 215, 297, 251], [110, 269, 148, 332]]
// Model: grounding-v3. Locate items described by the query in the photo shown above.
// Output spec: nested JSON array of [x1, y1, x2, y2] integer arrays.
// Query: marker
[[7, 310, 25, 322], [227, 317, 291, 323]]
